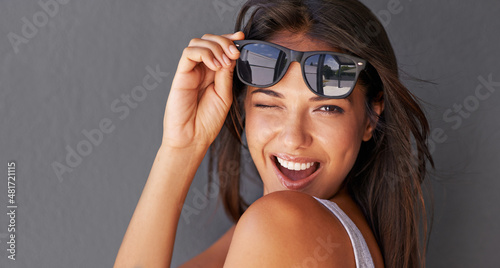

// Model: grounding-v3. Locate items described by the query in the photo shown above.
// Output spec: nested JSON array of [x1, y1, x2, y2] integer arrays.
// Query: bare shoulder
[[223, 191, 356, 268]]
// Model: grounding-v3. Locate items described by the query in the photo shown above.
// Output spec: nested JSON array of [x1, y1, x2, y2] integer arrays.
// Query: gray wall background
[[0, 0, 498, 267]]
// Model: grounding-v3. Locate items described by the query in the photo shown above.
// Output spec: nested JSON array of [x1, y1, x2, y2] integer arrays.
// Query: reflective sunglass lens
[[237, 44, 288, 86], [303, 54, 357, 97]]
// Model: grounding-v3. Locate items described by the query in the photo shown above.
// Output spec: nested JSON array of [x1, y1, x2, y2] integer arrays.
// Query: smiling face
[[244, 32, 379, 200]]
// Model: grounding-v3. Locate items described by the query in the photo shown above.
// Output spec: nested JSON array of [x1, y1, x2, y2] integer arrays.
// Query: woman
[[114, 0, 433, 267]]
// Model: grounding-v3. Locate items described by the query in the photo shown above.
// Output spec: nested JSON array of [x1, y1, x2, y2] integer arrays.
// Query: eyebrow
[[309, 95, 352, 104], [251, 88, 352, 104], [251, 89, 284, 98]]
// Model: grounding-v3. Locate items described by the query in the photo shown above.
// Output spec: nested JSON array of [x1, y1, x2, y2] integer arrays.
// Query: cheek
[[321, 121, 362, 144], [314, 117, 365, 161], [244, 108, 277, 158]]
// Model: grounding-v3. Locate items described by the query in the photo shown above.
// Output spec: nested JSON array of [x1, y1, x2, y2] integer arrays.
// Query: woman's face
[[244, 32, 379, 199]]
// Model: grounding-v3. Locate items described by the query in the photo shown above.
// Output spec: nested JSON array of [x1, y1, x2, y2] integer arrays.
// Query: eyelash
[[254, 104, 344, 114], [318, 105, 344, 114], [254, 104, 277, 109]]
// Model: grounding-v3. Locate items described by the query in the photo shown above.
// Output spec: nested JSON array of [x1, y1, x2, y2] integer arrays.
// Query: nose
[[278, 111, 313, 151], [274, 62, 314, 150]]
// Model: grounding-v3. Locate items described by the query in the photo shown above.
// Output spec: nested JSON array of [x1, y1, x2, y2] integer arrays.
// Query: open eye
[[318, 105, 344, 114]]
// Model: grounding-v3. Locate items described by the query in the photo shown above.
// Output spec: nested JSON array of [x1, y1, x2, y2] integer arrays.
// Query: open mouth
[[272, 155, 321, 190]]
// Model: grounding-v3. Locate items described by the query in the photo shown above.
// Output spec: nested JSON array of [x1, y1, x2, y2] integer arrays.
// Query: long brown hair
[[209, 0, 434, 267]]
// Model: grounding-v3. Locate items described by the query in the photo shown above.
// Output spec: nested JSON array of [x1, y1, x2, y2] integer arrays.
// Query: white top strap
[[313, 197, 375, 268]]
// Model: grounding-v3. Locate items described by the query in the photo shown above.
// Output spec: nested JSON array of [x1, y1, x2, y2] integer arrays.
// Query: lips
[[272, 154, 321, 190]]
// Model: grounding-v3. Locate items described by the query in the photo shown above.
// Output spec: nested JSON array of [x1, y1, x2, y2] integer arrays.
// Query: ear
[[362, 93, 384, 141]]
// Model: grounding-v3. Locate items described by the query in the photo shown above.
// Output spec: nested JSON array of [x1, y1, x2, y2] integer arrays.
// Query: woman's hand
[[162, 32, 245, 151]]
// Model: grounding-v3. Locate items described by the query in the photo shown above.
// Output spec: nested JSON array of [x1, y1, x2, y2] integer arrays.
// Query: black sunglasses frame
[[233, 40, 367, 99]]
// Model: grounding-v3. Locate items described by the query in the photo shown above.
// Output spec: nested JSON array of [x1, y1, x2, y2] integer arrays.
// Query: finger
[[211, 59, 236, 109], [201, 33, 243, 60], [177, 46, 222, 73], [221, 31, 245, 41], [189, 38, 233, 67]]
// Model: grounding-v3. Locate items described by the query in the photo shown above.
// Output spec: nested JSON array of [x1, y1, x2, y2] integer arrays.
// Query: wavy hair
[[209, 0, 434, 267]]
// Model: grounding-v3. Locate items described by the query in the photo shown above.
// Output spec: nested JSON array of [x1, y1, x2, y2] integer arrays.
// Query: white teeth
[[276, 157, 316, 171], [294, 162, 301, 170]]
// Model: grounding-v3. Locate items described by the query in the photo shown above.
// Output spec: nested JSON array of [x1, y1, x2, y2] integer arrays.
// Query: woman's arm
[[113, 145, 207, 268], [114, 31, 244, 267]]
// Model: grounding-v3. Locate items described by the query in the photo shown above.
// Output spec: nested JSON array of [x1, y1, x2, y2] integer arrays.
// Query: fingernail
[[222, 54, 231, 66], [229, 45, 239, 55], [213, 58, 222, 68]]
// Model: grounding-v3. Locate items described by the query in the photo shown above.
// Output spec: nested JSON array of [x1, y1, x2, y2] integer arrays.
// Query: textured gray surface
[[0, 0, 498, 267]]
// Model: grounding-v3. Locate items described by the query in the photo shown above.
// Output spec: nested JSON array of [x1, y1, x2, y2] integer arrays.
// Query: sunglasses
[[234, 40, 367, 99]]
